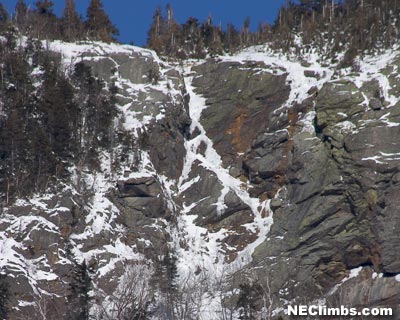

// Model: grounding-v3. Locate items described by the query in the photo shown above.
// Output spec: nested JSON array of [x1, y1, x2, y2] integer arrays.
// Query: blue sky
[[2, 0, 286, 46]]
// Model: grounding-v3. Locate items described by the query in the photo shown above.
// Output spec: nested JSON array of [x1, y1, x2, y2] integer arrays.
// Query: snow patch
[[220, 45, 334, 109], [328, 266, 363, 296]]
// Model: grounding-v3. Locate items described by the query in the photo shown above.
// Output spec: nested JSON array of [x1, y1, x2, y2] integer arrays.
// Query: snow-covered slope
[[1, 40, 400, 319]]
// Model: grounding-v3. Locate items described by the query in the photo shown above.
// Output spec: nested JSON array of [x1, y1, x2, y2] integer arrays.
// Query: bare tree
[[94, 263, 154, 320], [173, 270, 211, 320]]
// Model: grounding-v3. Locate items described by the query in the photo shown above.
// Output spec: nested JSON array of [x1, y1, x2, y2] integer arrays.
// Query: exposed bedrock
[[2, 44, 400, 319], [192, 61, 290, 172], [191, 58, 400, 314]]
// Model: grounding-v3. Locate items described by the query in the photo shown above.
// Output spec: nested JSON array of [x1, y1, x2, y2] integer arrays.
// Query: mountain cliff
[[0, 38, 399, 319]]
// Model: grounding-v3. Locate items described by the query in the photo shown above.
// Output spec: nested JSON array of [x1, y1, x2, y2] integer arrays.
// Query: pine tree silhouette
[[86, 0, 119, 42], [68, 261, 91, 320], [13, 0, 29, 34], [35, 0, 54, 15], [61, 0, 83, 42], [0, 273, 10, 320], [147, 6, 165, 54], [0, 3, 9, 30], [33, 0, 57, 39]]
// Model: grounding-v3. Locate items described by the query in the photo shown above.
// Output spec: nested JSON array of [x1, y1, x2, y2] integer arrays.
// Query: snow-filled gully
[[172, 66, 273, 279], [172, 48, 337, 280]]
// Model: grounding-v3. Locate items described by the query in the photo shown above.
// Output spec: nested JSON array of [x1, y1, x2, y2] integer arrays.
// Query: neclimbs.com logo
[[287, 305, 393, 317]]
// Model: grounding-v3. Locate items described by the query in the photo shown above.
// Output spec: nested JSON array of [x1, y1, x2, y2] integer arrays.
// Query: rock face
[[188, 51, 400, 316], [247, 72, 400, 316], [192, 60, 290, 172], [1, 42, 400, 319]]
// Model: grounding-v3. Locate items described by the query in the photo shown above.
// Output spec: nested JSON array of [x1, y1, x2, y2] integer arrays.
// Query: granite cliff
[[0, 40, 399, 319]]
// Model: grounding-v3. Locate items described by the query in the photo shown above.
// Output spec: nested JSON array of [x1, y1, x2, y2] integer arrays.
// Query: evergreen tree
[[72, 61, 117, 165], [153, 250, 178, 319], [256, 22, 267, 44], [0, 48, 35, 200], [33, 0, 58, 39], [38, 54, 78, 161], [164, 4, 181, 56], [35, 0, 54, 15], [241, 17, 251, 46], [200, 16, 223, 56], [299, 0, 324, 12], [14, 0, 29, 33], [224, 22, 240, 52], [86, 0, 119, 42], [68, 261, 91, 320], [0, 3, 9, 31], [0, 273, 10, 320], [237, 283, 262, 320], [147, 6, 165, 53], [181, 17, 204, 58], [61, 0, 83, 42]]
